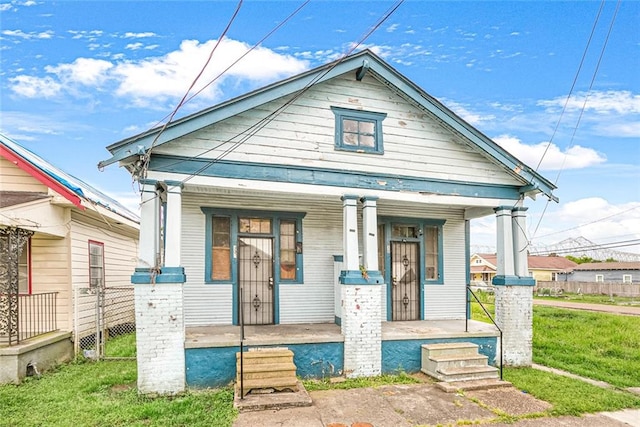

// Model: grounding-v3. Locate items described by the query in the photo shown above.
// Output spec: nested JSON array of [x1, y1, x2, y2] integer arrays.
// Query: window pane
[[280, 220, 296, 280], [240, 218, 271, 234], [359, 121, 375, 134], [88, 242, 104, 289], [392, 225, 418, 238], [359, 135, 375, 147], [343, 132, 357, 146], [343, 119, 358, 133], [212, 216, 231, 280], [425, 226, 438, 280]]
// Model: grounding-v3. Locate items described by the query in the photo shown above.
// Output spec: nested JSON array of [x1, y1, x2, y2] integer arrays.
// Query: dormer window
[[331, 107, 386, 154]]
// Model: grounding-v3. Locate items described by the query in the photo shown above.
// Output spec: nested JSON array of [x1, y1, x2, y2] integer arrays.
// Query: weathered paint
[[151, 155, 523, 200], [185, 342, 344, 388], [382, 337, 499, 374]]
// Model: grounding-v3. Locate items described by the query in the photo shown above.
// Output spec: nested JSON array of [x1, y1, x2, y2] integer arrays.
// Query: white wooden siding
[[0, 157, 49, 193], [182, 190, 467, 326], [154, 73, 520, 187], [69, 212, 138, 338], [29, 235, 72, 331]]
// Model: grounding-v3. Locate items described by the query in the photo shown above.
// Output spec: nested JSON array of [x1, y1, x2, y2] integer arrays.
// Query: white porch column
[[137, 180, 159, 269], [494, 206, 515, 277], [340, 195, 382, 378], [133, 179, 186, 395], [163, 182, 183, 268], [493, 205, 535, 367], [361, 196, 378, 272], [512, 207, 529, 277], [341, 195, 359, 273]]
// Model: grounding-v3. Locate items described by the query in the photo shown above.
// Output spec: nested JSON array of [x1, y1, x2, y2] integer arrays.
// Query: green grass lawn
[[470, 296, 640, 388], [0, 356, 236, 427], [533, 305, 640, 388]]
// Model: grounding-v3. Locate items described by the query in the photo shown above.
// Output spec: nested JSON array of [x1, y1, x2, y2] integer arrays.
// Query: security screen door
[[238, 237, 274, 325], [391, 241, 420, 320]]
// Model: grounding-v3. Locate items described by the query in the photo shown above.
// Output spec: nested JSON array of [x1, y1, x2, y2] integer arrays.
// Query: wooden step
[[236, 362, 296, 373]]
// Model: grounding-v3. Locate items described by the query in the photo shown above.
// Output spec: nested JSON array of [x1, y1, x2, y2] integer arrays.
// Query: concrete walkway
[[533, 298, 640, 316], [233, 381, 640, 426]]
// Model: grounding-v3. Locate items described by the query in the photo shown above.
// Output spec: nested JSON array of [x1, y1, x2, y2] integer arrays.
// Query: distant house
[[471, 253, 577, 284], [558, 262, 640, 284], [0, 134, 139, 384], [100, 50, 557, 395]]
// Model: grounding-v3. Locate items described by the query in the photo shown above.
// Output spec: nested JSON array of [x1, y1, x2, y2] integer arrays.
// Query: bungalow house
[[0, 134, 139, 384], [558, 262, 640, 284], [100, 50, 557, 395], [471, 253, 577, 285]]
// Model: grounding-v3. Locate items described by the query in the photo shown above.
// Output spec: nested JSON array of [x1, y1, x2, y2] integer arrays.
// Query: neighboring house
[[100, 50, 557, 395], [471, 253, 577, 285], [0, 134, 139, 384], [558, 262, 640, 284]]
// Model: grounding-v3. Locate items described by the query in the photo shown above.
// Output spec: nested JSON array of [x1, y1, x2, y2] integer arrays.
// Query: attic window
[[331, 107, 386, 154]]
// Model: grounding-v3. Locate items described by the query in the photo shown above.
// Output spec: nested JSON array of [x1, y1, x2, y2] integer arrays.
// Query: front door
[[391, 241, 420, 320], [238, 237, 274, 325]]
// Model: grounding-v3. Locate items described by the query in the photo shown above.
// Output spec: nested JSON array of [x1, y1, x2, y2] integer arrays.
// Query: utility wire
[[532, 205, 639, 240], [139, 0, 244, 181], [531, 239, 640, 256], [138, 0, 404, 203], [530, 0, 620, 240]]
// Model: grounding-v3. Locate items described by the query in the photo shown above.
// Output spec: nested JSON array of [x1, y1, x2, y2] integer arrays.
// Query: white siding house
[[101, 50, 557, 394], [0, 134, 139, 384]]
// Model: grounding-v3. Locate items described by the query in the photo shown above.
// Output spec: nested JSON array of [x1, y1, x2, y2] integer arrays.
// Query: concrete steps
[[236, 348, 298, 397], [421, 342, 500, 383]]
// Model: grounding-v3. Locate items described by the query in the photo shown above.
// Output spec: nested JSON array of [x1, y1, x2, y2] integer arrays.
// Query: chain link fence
[[74, 286, 136, 359]]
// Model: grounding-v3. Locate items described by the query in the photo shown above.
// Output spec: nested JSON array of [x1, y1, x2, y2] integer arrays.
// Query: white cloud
[[125, 42, 143, 50], [2, 29, 54, 39], [0, 3, 13, 11], [45, 57, 113, 86], [8, 37, 309, 107], [536, 198, 640, 251], [386, 23, 399, 33], [594, 121, 640, 138], [122, 32, 157, 39], [9, 75, 61, 97], [539, 90, 640, 115], [493, 135, 606, 171], [443, 100, 495, 126]]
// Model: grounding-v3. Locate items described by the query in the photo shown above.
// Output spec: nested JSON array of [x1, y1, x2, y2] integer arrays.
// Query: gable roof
[[1, 133, 139, 224], [471, 253, 577, 271], [100, 49, 557, 201], [569, 262, 640, 272]]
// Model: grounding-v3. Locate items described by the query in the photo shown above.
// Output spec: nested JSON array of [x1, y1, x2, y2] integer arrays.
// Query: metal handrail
[[465, 285, 503, 380], [1, 292, 58, 345]]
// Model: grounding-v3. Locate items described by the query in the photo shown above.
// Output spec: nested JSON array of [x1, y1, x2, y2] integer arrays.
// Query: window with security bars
[[89, 241, 105, 289]]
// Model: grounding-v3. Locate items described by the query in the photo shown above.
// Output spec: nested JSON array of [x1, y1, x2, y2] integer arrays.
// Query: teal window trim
[[423, 219, 445, 285], [331, 106, 386, 154], [201, 208, 306, 285]]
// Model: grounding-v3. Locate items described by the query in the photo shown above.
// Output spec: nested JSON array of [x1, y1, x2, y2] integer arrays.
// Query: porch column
[[136, 180, 159, 269], [340, 195, 382, 378], [132, 180, 186, 395], [492, 205, 535, 367], [360, 196, 383, 284]]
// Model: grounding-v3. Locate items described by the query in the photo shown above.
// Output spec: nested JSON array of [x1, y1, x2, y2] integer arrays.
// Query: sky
[[1, 0, 639, 256]]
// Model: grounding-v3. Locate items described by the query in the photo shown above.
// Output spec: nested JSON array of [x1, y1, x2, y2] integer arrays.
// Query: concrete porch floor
[[185, 319, 498, 349]]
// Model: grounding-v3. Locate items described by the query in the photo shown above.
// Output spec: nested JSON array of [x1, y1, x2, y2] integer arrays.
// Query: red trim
[[0, 145, 85, 210]]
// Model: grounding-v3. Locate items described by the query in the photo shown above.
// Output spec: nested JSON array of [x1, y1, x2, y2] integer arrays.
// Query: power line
[[137, 0, 404, 205], [531, 0, 620, 240], [140, 0, 244, 181], [532, 205, 640, 240], [531, 238, 640, 256]]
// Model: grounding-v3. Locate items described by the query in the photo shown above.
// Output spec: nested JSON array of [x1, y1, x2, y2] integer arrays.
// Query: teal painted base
[[340, 270, 384, 285], [132, 267, 186, 284], [186, 342, 344, 388], [492, 275, 535, 286], [382, 337, 498, 373]]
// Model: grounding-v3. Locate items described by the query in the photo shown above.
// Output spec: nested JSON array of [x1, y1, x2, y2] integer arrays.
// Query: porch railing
[[0, 292, 58, 346], [465, 285, 503, 380]]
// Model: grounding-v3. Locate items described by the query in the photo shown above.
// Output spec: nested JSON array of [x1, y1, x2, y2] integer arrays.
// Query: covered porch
[[184, 319, 500, 388]]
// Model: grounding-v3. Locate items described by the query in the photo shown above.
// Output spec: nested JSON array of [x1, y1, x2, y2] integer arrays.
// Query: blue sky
[[1, 1, 639, 255]]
